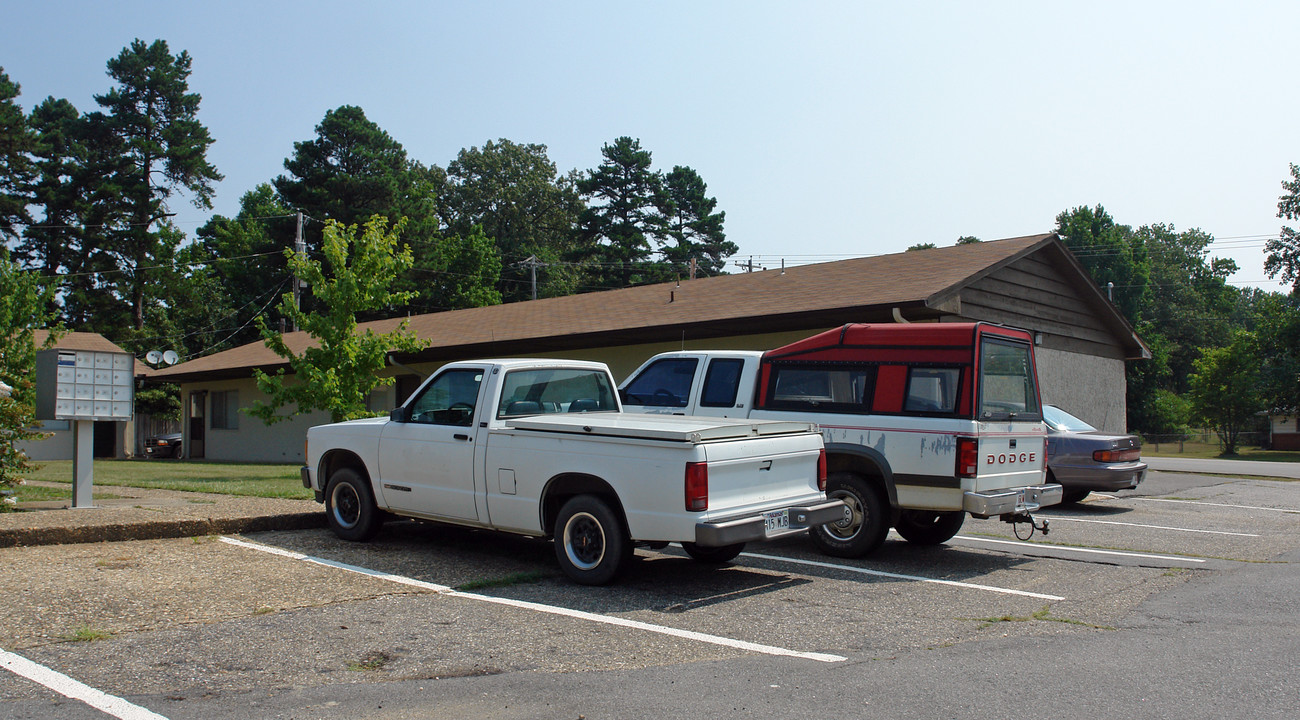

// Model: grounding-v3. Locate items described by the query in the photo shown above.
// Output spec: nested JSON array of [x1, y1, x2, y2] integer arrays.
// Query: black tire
[[681, 542, 745, 564], [554, 495, 628, 585], [1061, 488, 1091, 504], [810, 472, 890, 558], [325, 467, 383, 542], [893, 509, 965, 545]]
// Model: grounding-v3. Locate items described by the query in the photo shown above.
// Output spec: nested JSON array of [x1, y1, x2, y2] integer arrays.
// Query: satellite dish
[[146, 350, 163, 365], [162, 350, 179, 366]]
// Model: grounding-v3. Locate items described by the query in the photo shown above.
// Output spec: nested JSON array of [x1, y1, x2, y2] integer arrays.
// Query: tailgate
[[974, 423, 1047, 492], [697, 434, 826, 520]]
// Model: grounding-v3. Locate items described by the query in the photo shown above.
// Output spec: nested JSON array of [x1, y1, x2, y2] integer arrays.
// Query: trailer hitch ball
[[1003, 512, 1049, 540]]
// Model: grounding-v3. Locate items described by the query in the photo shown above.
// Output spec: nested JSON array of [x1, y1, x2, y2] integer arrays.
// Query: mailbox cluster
[[35, 349, 134, 421]]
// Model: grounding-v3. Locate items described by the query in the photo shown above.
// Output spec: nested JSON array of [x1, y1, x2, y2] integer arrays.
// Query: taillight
[[957, 437, 978, 478], [1094, 448, 1141, 463], [817, 449, 828, 491], [685, 461, 708, 511]]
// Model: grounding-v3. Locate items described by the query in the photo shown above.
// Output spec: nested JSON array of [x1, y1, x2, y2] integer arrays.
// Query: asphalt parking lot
[[2, 467, 1298, 719]]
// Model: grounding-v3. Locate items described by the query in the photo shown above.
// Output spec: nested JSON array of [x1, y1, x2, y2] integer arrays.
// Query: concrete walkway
[[1145, 455, 1300, 480], [0, 483, 323, 548]]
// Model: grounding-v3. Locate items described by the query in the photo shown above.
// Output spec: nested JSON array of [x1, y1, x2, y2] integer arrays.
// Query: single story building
[[147, 233, 1149, 463], [1270, 414, 1299, 451]]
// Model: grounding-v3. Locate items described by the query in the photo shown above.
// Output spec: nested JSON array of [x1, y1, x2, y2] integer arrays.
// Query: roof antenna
[[781, 258, 785, 275]]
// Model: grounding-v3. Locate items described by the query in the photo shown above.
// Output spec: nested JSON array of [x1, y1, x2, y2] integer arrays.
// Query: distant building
[[1270, 414, 1299, 451], [147, 233, 1149, 463]]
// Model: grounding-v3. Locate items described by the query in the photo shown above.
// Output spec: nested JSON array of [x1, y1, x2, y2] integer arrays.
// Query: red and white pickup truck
[[620, 323, 1062, 557], [302, 358, 845, 584]]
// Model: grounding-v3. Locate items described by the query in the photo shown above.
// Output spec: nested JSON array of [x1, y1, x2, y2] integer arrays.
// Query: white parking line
[[1127, 497, 1300, 514], [740, 551, 1066, 601], [954, 535, 1207, 563], [220, 537, 846, 663], [1, 648, 168, 720], [1038, 515, 1260, 537]]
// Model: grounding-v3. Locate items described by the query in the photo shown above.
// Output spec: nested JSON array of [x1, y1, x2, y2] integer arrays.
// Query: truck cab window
[[622, 357, 698, 407], [407, 369, 483, 426], [700, 359, 745, 407]]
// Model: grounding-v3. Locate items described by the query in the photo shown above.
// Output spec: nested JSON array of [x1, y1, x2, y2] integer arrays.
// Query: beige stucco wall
[[1034, 345, 1128, 433]]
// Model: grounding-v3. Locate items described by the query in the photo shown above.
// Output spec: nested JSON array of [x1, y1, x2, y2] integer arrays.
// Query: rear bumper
[[1052, 463, 1148, 492], [965, 484, 1063, 518], [695, 500, 849, 546]]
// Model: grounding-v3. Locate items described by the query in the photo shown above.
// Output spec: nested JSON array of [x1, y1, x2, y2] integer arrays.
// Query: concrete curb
[[0, 512, 326, 549]]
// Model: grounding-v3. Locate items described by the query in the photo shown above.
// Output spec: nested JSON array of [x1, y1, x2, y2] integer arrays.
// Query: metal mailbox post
[[34, 349, 135, 508]]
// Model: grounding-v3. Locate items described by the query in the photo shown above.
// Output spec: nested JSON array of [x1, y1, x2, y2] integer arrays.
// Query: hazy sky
[[4, 1, 1295, 291]]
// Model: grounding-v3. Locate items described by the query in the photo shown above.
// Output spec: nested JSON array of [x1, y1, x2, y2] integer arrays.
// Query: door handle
[[453, 433, 470, 441]]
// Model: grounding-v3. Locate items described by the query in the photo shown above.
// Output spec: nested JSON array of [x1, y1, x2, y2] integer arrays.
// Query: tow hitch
[[1003, 512, 1049, 541]]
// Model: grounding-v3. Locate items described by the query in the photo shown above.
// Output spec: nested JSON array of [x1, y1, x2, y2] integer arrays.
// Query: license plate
[[763, 509, 790, 535]]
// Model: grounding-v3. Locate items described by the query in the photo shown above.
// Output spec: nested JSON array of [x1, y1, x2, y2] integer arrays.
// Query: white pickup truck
[[301, 358, 845, 584], [620, 323, 1062, 558]]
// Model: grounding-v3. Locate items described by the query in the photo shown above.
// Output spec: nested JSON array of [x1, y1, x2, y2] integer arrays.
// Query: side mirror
[[390, 406, 412, 422]]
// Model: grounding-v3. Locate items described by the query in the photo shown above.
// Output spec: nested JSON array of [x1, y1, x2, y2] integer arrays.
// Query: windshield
[[1043, 405, 1096, 432], [977, 337, 1041, 421]]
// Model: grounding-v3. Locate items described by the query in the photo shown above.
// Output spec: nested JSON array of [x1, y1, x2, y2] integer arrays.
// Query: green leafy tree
[[16, 97, 85, 293], [86, 39, 222, 334], [441, 139, 585, 301], [248, 217, 429, 425], [1188, 330, 1263, 455], [906, 242, 937, 251], [0, 68, 36, 242], [1135, 223, 1237, 393], [955, 236, 982, 245], [1251, 290, 1300, 416], [1266, 163, 1300, 294], [655, 165, 734, 278], [1054, 205, 1150, 325], [0, 248, 58, 505], [188, 184, 298, 350], [572, 137, 663, 289]]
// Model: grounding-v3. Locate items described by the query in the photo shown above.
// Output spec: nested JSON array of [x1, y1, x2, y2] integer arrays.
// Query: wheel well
[[826, 449, 897, 508], [320, 450, 370, 487], [541, 474, 629, 537]]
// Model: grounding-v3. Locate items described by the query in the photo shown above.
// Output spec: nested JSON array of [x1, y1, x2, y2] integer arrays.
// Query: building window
[[211, 390, 239, 430]]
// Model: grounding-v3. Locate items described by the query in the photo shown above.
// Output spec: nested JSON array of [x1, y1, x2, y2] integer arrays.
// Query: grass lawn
[[20, 459, 312, 500], [1143, 441, 1300, 463]]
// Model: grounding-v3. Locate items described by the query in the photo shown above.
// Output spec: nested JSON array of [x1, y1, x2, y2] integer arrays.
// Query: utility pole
[[521, 255, 541, 300], [735, 256, 763, 273], [292, 212, 305, 331]]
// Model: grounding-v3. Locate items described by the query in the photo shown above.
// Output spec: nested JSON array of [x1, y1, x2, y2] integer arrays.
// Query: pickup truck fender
[[539, 473, 630, 538], [313, 448, 373, 504], [823, 442, 899, 509]]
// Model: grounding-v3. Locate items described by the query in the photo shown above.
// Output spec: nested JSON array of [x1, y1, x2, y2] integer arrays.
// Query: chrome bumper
[[695, 500, 849, 546], [964, 484, 1063, 518]]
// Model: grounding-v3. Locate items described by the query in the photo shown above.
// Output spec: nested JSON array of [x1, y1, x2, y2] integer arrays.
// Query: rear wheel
[[554, 495, 628, 585], [810, 472, 890, 558], [681, 542, 745, 564], [893, 509, 965, 545], [325, 467, 382, 542]]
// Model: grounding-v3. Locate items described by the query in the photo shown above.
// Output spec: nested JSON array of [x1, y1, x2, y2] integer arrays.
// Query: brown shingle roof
[[149, 234, 1072, 382]]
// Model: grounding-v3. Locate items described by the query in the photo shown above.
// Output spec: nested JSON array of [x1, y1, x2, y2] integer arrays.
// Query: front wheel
[[681, 542, 745, 564], [554, 495, 628, 585], [325, 467, 383, 542], [810, 472, 890, 558], [893, 509, 965, 545]]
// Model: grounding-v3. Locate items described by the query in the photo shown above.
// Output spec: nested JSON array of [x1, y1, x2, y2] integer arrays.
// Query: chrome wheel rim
[[563, 511, 606, 570]]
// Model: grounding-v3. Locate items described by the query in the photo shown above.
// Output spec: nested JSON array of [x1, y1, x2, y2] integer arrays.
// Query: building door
[[189, 391, 207, 459]]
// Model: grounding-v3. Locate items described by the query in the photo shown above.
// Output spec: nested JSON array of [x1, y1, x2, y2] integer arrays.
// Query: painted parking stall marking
[[740, 551, 1066, 600], [1, 648, 168, 720], [220, 537, 846, 664], [953, 535, 1208, 564], [1038, 515, 1260, 537]]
